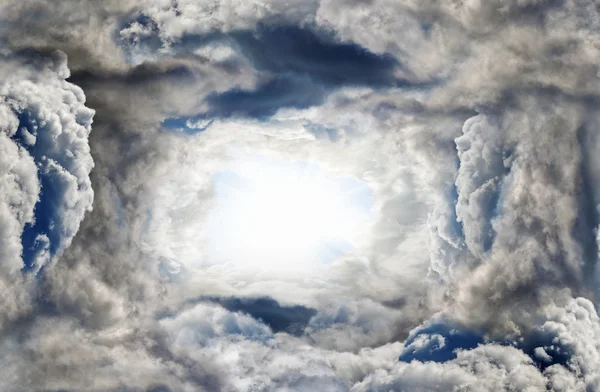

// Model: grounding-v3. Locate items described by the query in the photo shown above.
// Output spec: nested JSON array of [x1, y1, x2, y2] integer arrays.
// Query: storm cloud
[[2, 0, 600, 391]]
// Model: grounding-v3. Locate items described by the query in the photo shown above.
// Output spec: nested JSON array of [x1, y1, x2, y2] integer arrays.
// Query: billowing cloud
[[1, 0, 600, 391], [0, 50, 94, 331]]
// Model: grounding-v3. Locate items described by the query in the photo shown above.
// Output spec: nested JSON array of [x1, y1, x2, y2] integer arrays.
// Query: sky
[[2, 0, 600, 391]]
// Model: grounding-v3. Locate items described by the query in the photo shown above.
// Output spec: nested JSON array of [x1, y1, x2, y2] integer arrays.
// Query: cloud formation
[[0, 50, 94, 330], [2, 0, 600, 391]]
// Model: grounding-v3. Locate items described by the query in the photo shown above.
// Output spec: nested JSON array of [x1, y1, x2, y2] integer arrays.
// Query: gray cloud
[[2, 0, 600, 391]]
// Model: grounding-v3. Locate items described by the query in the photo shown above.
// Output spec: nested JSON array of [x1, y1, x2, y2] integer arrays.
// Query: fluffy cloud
[[0, 50, 94, 331], [1, 0, 600, 390], [354, 297, 600, 392]]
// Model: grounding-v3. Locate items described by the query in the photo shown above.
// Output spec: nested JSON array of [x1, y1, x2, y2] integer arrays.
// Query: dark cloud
[[3, 0, 600, 390], [204, 76, 327, 119], [199, 296, 317, 336], [155, 25, 417, 120], [228, 26, 400, 86]]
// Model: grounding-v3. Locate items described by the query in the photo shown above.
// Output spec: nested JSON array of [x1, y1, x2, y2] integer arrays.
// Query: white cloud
[[0, 51, 94, 330], [3, 0, 600, 390], [0, 51, 95, 266]]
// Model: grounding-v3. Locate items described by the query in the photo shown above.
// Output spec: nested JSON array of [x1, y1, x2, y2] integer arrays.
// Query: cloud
[[0, 50, 94, 331], [2, 0, 600, 390], [353, 296, 600, 392], [352, 344, 549, 392], [198, 297, 318, 336]]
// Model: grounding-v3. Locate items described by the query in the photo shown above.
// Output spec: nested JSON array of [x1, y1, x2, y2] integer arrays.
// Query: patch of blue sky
[[492, 150, 515, 220], [12, 111, 60, 273], [448, 183, 466, 241], [399, 320, 574, 370], [399, 323, 483, 363], [161, 116, 214, 135]]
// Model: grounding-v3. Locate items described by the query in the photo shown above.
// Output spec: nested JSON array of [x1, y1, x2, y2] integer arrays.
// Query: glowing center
[[207, 156, 372, 271]]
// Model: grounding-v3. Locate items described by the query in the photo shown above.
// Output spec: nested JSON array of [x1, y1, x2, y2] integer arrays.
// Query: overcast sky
[[2, 0, 600, 391]]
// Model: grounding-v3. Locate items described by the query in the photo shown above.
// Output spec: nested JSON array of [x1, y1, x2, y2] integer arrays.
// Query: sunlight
[[206, 155, 372, 272]]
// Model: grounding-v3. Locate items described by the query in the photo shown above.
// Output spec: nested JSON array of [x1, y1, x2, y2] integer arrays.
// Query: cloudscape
[[2, 0, 600, 391]]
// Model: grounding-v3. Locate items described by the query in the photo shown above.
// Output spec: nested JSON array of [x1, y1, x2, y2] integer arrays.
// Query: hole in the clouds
[[518, 330, 572, 370], [162, 116, 214, 134], [447, 184, 465, 241], [198, 297, 317, 336], [205, 154, 373, 272], [13, 111, 60, 273], [399, 323, 483, 363]]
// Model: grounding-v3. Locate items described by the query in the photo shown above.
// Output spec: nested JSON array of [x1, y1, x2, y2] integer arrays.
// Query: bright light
[[206, 155, 372, 272]]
